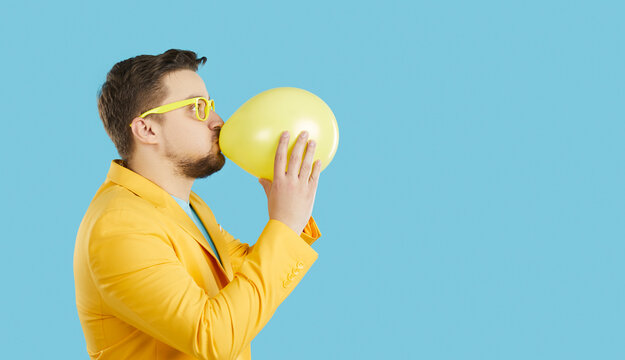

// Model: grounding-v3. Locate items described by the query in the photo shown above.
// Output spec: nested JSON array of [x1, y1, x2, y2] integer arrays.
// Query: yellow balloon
[[219, 87, 339, 181]]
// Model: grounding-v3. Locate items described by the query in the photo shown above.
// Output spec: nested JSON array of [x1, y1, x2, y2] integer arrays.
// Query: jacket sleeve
[[88, 209, 318, 360], [225, 216, 322, 273]]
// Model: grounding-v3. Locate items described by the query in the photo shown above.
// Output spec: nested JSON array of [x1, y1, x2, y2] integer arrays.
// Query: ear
[[129, 117, 160, 145]]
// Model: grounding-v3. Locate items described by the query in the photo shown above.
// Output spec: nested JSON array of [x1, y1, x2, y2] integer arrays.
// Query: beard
[[175, 151, 226, 179], [165, 144, 226, 179]]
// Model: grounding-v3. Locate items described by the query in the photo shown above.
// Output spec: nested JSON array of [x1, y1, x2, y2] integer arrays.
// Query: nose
[[208, 110, 224, 131]]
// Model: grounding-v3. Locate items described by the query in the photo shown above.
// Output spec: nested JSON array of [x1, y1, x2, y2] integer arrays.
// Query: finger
[[258, 178, 272, 198], [299, 140, 316, 180], [309, 159, 322, 186], [274, 131, 290, 178], [287, 131, 309, 177]]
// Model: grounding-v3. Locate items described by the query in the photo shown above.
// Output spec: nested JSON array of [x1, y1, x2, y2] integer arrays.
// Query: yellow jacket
[[74, 160, 321, 359]]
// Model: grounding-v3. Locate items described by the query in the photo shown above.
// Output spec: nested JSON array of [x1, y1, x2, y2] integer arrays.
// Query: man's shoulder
[[89, 181, 159, 216], [77, 181, 165, 239]]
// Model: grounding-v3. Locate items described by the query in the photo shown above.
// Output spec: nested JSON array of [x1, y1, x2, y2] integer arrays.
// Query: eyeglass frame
[[129, 96, 215, 127]]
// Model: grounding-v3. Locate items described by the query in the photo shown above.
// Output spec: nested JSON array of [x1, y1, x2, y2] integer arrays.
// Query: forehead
[[161, 69, 209, 101]]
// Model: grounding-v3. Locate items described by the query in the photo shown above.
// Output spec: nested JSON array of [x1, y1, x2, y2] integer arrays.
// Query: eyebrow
[[185, 94, 210, 100]]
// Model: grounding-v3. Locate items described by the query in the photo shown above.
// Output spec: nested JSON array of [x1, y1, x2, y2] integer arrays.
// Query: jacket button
[[283, 280, 289, 288], [296, 261, 304, 269], [287, 273, 296, 281]]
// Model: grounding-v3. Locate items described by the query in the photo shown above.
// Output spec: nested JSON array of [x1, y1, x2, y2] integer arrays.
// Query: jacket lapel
[[165, 197, 221, 260], [190, 192, 234, 281]]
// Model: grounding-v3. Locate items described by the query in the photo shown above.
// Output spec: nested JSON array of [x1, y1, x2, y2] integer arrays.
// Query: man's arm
[[224, 216, 321, 273], [88, 210, 317, 360]]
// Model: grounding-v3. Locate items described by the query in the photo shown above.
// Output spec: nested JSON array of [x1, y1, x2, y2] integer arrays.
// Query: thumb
[[258, 178, 272, 198]]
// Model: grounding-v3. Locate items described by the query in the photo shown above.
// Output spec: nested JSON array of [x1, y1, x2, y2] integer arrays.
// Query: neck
[[126, 156, 194, 203]]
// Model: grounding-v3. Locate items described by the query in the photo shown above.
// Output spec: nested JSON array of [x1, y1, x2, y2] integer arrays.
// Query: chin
[[175, 151, 226, 179]]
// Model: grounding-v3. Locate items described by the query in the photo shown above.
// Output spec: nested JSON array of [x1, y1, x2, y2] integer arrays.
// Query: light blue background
[[1, 0, 623, 359]]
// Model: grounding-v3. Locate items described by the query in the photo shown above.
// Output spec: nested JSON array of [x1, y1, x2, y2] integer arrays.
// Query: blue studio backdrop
[[1, 0, 624, 359]]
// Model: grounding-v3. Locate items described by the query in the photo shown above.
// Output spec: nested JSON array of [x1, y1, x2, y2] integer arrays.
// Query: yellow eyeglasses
[[130, 96, 215, 127]]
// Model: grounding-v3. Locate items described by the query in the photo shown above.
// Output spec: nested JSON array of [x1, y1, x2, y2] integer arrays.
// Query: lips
[[212, 129, 221, 144]]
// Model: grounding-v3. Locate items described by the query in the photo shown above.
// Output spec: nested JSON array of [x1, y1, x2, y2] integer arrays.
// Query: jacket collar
[[106, 160, 171, 209], [105, 160, 233, 280]]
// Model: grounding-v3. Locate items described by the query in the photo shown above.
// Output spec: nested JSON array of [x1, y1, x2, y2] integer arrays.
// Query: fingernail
[[281, 131, 289, 138], [301, 131, 309, 138]]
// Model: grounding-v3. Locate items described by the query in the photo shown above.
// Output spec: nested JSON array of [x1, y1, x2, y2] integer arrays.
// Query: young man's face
[[157, 69, 225, 178]]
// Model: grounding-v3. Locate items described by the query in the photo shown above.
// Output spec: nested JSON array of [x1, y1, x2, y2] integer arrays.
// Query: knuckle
[[290, 155, 301, 163]]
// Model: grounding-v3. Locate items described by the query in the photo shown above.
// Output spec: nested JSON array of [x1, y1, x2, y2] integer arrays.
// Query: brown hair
[[97, 49, 207, 161]]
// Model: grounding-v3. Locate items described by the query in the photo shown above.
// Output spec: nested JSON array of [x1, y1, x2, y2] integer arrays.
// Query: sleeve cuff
[[300, 216, 321, 246]]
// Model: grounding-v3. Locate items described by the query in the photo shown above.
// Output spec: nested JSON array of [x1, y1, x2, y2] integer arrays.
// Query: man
[[74, 49, 323, 359]]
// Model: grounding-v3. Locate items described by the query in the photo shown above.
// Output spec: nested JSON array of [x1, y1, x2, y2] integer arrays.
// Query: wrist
[[269, 218, 301, 235], [269, 217, 303, 235]]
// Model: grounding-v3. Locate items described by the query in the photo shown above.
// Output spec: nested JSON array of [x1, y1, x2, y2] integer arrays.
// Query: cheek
[[163, 126, 185, 146], [165, 122, 210, 151]]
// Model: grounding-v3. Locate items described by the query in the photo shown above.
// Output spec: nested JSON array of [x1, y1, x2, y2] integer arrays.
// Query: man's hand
[[258, 131, 322, 234]]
